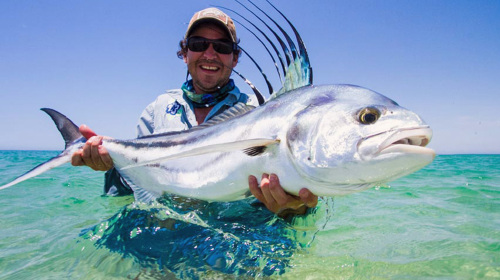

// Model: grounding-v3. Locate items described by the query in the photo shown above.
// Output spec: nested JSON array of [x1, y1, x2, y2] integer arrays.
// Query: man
[[71, 8, 317, 217]]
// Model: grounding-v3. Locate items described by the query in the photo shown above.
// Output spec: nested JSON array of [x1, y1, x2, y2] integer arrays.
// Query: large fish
[[0, 1, 435, 202], [0, 84, 434, 202]]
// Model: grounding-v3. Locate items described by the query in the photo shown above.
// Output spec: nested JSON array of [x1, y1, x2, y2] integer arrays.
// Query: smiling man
[[71, 7, 318, 217]]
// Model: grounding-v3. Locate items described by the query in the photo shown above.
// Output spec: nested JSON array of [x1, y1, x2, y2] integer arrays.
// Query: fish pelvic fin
[[120, 138, 280, 170]]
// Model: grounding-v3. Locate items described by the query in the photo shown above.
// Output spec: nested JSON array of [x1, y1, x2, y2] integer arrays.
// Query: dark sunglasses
[[187, 36, 238, 55]]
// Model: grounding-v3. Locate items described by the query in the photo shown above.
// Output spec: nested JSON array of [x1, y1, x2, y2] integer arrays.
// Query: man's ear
[[232, 55, 238, 68], [183, 53, 188, 64]]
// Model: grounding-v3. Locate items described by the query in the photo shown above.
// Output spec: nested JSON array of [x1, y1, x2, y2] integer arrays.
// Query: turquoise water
[[0, 151, 498, 279]]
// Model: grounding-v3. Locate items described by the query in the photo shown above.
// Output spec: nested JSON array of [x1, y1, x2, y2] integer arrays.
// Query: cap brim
[[185, 18, 236, 42]]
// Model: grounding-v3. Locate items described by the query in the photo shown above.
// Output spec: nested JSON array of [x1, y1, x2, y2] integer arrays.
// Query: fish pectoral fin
[[243, 146, 268, 156], [120, 138, 280, 170]]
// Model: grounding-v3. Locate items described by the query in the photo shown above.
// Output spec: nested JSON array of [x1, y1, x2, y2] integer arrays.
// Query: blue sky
[[1, 0, 499, 154]]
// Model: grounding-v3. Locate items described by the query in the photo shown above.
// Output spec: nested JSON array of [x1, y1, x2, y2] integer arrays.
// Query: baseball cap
[[185, 8, 237, 43]]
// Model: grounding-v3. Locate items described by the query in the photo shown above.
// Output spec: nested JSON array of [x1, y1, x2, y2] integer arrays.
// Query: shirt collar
[[181, 79, 236, 108]]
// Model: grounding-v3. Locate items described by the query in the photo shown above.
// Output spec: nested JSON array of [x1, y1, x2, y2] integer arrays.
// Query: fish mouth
[[359, 126, 435, 158], [379, 126, 434, 155]]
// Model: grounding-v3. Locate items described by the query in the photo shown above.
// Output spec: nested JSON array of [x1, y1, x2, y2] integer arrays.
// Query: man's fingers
[[71, 150, 85, 166], [81, 138, 93, 166], [259, 174, 276, 206], [250, 174, 318, 215], [260, 173, 269, 181], [90, 136, 105, 169], [299, 188, 318, 208], [79, 124, 97, 140], [248, 175, 264, 201], [100, 146, 114, 169], [80, 136, 104, 170], [268, 174, 288, 207], [71, 126, 114, 171]]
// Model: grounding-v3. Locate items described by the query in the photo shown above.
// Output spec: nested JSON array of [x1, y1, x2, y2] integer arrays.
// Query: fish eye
[[358, 107, 381, 125]]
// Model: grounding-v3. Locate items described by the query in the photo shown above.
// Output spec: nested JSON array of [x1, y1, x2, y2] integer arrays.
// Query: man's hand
[[71, 125, 114, 171], [248, 173, 318, 216]]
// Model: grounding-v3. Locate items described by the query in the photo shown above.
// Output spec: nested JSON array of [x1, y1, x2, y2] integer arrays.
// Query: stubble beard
[[190, 60, 232, 93]]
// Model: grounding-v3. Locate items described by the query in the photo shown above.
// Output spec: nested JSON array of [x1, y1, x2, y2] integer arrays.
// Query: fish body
[[1, 84, 434, 202], [0, 2, 435, 202]]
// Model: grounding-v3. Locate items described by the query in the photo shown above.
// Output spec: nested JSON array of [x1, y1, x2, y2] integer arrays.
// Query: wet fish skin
[[0, 2, 436, 207], [0, 84, 434, 203]]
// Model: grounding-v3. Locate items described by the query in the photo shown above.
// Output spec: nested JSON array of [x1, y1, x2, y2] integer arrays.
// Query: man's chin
[[195, 80, 228, 93]]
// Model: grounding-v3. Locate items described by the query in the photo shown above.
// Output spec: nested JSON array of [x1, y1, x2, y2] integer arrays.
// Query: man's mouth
[[197, 59, 224, 72], [200, 65, 220, 71]]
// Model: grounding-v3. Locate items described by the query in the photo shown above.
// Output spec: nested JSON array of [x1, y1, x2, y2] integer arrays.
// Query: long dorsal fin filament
[[221, 0, 313, 101]]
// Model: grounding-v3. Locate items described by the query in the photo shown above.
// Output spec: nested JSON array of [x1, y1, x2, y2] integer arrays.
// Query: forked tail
[[0, 109, 86, 190]]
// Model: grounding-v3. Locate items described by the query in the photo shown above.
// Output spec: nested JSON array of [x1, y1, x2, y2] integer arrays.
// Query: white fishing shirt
[[136, 86, 257, 137]]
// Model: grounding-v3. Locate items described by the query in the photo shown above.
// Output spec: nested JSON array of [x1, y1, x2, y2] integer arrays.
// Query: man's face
[[184, 24, 238, 94]]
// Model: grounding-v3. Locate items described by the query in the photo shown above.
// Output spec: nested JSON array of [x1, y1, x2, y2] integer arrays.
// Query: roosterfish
[[0, 0, 435, 203]]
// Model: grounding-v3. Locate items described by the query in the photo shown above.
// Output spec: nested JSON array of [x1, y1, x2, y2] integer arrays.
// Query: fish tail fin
[[40, 108, 84, 149], [0, 152, 73, 190], [0, 109, 86, 190]]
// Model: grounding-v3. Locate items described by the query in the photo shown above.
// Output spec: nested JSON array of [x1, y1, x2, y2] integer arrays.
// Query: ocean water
[[0, 151, 498, 279]]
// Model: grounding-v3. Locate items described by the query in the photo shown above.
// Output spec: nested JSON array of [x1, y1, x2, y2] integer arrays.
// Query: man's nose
[[202, 43, 217, 59]]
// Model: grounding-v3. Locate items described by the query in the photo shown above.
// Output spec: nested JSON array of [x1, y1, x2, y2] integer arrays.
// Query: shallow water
[[0, 151, 499, 279]]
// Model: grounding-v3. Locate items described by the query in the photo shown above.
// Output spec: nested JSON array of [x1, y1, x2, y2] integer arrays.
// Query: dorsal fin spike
[[223, 1, 314, 98], [216, 6, 285, 85], [197, 102, 256, 128], [265, 0, 313, 85], [231, 68, 266, 105], [231, 17, 284, 85], [238, 46, 274, 98], [247, 0, 298, 61], [136, 102, 253, 139], [234, 0, 293, 67], [245, 0, 311, 96]]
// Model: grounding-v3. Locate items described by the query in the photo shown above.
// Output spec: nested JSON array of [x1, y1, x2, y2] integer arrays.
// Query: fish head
[[286, 84, 435, 195]]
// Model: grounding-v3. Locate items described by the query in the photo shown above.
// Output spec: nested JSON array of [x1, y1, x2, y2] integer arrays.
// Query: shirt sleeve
[[136, 102, 156, 138]]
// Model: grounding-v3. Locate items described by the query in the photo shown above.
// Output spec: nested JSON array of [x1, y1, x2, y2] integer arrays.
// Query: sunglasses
[[187, 36, 238, 55]]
